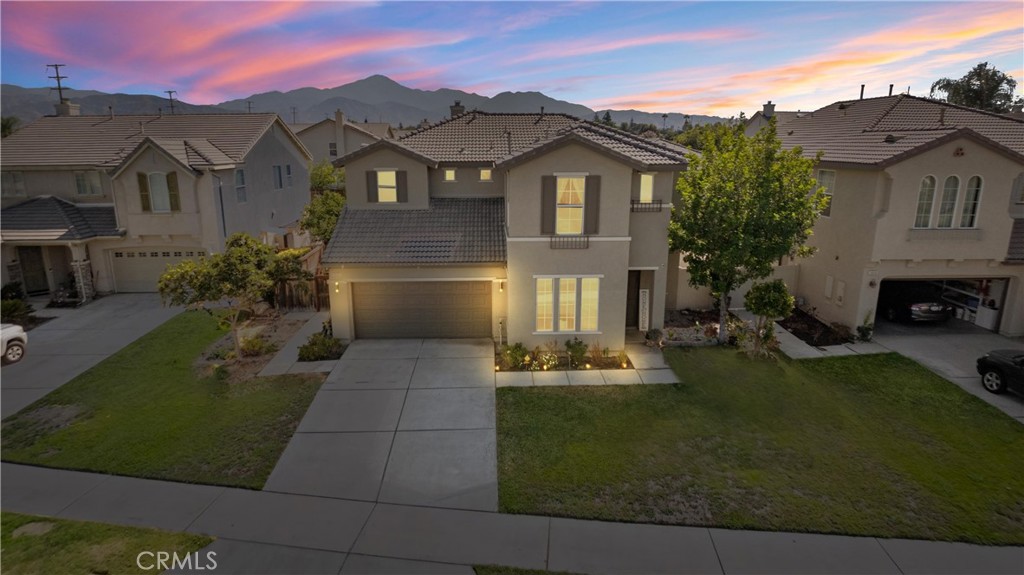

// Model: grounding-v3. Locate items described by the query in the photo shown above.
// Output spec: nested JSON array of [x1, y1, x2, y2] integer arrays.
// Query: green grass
[[1, 311, 322, 489], [1, 512, 213, 575], [496, 347, 1024, 544]]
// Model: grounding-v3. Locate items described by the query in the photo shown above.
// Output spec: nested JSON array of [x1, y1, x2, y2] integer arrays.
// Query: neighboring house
[[744, 101, 809, 137], [294, 110, 394, 165], [1, 105, 312, 298], [323, 110, 689, 349], [773, 95, 1024, 337]]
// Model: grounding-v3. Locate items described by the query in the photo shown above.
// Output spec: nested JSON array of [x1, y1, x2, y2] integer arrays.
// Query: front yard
[[1, 311, 322, 489], [497, 347, 1024, 544]]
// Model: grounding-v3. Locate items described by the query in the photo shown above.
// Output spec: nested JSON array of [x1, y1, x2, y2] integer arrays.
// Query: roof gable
[[334, 139, 438, 167]]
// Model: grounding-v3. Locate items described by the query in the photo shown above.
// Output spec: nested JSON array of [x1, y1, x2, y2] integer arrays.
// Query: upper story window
[[536, 276, 600, 333], [480, 168, 492, 182], [556, 176, 585, 235], [235, 169, 246, 202], [329, 142, 338, 157], [639, 173, 655, 203], [286, 164, 293, 187], [272, 165, 284, 190], [138, 171, 180, 213], [914, 176, 936, 228], [75, 171, 102, 195], [959, 176, 982, 228], [937, 175, 959, 228], [443, 168, 456, 182], [377, 170, 398, 202], [1, 171, 26, 197], [816, 169, 836, 217]]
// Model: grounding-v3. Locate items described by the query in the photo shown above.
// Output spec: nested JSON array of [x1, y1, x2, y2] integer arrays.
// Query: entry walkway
[[264, 338, 498, 511], [3, 462, 1021, 574]]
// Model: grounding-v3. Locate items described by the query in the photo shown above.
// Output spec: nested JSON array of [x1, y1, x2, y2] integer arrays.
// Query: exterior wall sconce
[[333, 281, 340, 293], [868, 280, 878, 288], [499, 281, 504, 293]]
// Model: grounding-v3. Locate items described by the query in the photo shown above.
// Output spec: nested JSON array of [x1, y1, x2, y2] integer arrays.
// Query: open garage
[[876, 278, 1009, 334]]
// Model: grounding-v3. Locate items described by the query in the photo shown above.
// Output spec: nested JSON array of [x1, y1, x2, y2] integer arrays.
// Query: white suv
[[1, 323, 28, 364]]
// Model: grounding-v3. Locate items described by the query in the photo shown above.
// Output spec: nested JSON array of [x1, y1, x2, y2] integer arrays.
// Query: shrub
[[1, 282, 25, 301], [536, 352, 559, 371], [565, 337, 587, 368], [239, 335, 277, 357], [501, 342, 530, 370], [1, 299, 34, 324], [297, 332, 345, 361], [616, 349, 630, 368]]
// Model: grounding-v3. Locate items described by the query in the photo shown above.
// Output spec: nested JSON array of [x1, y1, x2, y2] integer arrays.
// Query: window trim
[[816, 169, 836, 218], [286, 164, 293, 188], [534, 275, 601, 334], [443, 168, 457, 182], [376, 169, 398, 203], [555, 175, 586, 236], [329, 142, 338, 157], [639, 173, 655, 204], [234, 169, 246, 201], [959, 175, 982, 229], [479, 168, 492, 182], [2, 171, 27, 197], [75, 170, 103, 196], [147, 172, 172, 213], [272, 165, 284, 190], [936, 175, 960, 228], [913, 175, 937, 229]]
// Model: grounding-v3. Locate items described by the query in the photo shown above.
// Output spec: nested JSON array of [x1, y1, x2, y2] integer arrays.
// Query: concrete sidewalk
[[0, 294, 181, 418], [3, 463, 1021, 574]]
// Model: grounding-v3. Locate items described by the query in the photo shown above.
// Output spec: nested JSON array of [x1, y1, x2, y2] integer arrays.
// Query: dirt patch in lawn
[[778, 308, 853, 347], [196, 314, 305, 383], [12, 522, 56, 538], [665, 308, 720, 328], [2, 405, 88, 448]]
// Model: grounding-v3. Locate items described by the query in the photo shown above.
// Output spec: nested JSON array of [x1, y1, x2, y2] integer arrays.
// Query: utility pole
[[661, 113, 668, 130], [246, 100, 253, 113], [46, 64, 68, 102], [290, 106, 298, 124], [164, 90, 177, 114]]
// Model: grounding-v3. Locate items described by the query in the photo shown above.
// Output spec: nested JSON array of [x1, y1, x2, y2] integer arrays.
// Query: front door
[[18, 246, 49, 295], [625, 270, 640, 327]]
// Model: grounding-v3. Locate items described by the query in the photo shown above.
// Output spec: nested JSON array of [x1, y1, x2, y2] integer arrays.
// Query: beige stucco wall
[[345, 149, 430, 210], [430, 166, 503, 198], [296, 122, 335, 165], [1, 167, 115, 208], [328, 265, 508, 341]]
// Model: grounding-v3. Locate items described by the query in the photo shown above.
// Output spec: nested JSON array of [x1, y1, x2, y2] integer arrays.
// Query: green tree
[[310, 160, 345, 194], [669, 119, 824, 343], [300, 190, 345, 245], [930, 62, 1023, 113], [1, 117, 20, 138], [744, 279, 795, 357], [601, 111, 613, 125], [158, 233, 277, 357]]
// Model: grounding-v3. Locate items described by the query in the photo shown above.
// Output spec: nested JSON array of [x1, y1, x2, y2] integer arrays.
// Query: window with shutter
[[138, 172, 151, 212]]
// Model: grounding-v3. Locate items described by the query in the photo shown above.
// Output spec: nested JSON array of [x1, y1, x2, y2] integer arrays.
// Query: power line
[[46, 64, 68, 102], [164, 90, 177, 114]]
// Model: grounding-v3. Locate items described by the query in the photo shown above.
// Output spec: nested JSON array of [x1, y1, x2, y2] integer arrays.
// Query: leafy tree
[[159, 233, 278, 357], [744, 279, 795, 357], [601, 111, 613, 125], [669, 119, 825, 343], [310, 160, 345, 194], [1, 116, 19, 138], [300, 189, 345, 245], [930, 62, 1023, 113]]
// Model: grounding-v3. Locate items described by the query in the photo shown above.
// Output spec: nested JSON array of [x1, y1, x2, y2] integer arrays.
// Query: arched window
[[937, 176, 959, 228], [914, 176, 936, 228], [959, 176, 982, 228]]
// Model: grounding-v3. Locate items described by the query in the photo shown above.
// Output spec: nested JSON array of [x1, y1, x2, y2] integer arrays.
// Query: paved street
[[0, 294, 181, 418]]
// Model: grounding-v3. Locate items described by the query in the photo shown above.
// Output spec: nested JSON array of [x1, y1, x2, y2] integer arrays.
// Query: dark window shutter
[[167, 172, 181, 212], [138, 173, 151, 212], [366, 171, 378, 203], [541, 175, 556, 234], [396, 170, 408, 203], [584, 175, 600, 234]]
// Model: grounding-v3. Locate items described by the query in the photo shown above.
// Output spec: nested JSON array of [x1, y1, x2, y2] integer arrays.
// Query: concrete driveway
[[1, 294, 181, 418], [264, 338, 498, 512], [874, 318, 1024, 423]]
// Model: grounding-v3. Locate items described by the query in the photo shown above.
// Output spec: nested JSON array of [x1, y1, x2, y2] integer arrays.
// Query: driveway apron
[[264, 338, 498, 512]]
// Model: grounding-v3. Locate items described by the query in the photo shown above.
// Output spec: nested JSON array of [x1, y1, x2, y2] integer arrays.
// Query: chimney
[[860, 85, 865, 100], [54, 99, 80, 117], [939, 107, 945, 126], [888, 84, 894, 97], [762, 101, 775, 118], [450, 100, 465, 117], [108, 106, 114, 119], [540, 106, 545, 116], [334, 109, 346, 156]]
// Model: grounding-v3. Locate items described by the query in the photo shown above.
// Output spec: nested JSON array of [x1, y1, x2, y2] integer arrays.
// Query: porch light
[[334, 281, 340, 293], [621, 362, 628, 368], [495, 365, 500, 371], [585, 363, 592, 369], [499, 281, 504, 293]]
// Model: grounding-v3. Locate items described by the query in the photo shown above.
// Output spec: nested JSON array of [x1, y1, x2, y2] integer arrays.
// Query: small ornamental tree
[[300, 189, 345, 245], [309, 160, 345, 194], [745, 280, 795, 357], [158, 233, 276, 357], [669, 119, 825, 343]]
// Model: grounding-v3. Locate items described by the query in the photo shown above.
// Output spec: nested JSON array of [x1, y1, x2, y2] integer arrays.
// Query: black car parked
[[976, 350, 1024, 395]]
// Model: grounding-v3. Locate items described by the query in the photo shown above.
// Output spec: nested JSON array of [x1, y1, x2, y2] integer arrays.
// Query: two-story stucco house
[[1, 106, 312, 298], [776, 95, 1024, 337], [294, 110, 394, 165], [322, 111, 689, 349]]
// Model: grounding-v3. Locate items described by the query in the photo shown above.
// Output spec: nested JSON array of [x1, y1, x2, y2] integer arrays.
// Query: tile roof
[[1, 196, 122, 241], [1, 113, 290, 169], [1007, 219, 1024, 263], [390, 112, 689, 168], [323, 198, 505, 265], [777, 95, 1024, 166]]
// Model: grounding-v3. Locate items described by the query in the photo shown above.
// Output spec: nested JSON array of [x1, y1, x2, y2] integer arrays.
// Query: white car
[[1, 323, 28, 364]]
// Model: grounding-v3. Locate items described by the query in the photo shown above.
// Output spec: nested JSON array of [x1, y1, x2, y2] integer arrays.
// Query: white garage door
[[110, 248, 205, 292], [352, 281, 492, 339]]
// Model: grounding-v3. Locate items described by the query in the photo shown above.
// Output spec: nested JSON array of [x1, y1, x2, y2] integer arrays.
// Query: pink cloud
[[510, 28, 750, 64]]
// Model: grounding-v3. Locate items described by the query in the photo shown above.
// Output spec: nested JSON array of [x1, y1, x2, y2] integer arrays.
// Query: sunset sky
[[1, 1, 1021, 117]]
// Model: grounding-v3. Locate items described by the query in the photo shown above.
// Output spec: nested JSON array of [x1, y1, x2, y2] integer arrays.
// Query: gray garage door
[[352, 281, 492, 339], [110, 248, 205, 292]]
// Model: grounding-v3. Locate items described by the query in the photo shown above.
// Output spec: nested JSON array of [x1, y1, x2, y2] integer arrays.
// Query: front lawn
[[496, 348, 1024, 544], [1, 512, 213, 575], [1, 311, 323, 489]]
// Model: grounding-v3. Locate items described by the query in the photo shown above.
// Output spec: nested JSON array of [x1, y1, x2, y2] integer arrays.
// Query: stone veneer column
[[70, 260, 95, 302]]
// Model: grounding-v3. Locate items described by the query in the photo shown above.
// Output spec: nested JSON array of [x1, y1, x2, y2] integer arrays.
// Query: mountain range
[[2, 74, 724, 129]]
